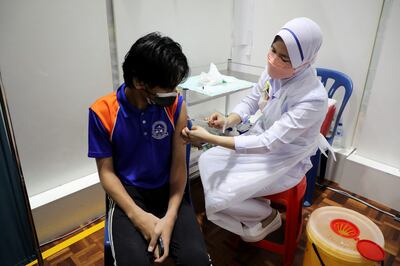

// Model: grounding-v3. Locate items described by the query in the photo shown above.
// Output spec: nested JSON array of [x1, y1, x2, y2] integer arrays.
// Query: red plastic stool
[[252, 176, 307, 266]]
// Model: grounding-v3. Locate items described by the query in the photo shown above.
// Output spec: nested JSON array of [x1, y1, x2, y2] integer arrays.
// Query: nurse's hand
[[207, 112, 226, 129], [181, 126, 211, 143]]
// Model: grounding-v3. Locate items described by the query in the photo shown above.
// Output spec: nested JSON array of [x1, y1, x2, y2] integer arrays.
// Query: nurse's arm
[[205, 134, 236, 150], [234, 98, 327, 153], [231, 70, 268, 121], [182, 126, 235, 150]]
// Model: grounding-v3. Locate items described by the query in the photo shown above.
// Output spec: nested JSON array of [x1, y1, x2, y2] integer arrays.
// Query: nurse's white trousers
[[199, 146, 306, 233]]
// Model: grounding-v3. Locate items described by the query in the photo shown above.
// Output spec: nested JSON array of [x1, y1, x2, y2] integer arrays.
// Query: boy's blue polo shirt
[[88, 84, 183, 189]]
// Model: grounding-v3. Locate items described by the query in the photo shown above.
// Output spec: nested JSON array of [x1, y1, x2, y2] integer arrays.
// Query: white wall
[[113, 0, 235, 118], [113, 0, 233, 81], [354, 0, 400, 169], [231, 0, 383, 149], [32, 182, 105, 243], [324, 0, 400, 211], [0, 0, 113, 196]]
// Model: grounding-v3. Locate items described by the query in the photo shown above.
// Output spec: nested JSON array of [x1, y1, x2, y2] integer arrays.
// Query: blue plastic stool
[[104, 120, 193, 265], [303, 68, 353, 207]]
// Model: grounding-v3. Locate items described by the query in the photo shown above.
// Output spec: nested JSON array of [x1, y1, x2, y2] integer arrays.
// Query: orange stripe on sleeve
[[90, 92, 119, 137], [165, 96, 179, 128]]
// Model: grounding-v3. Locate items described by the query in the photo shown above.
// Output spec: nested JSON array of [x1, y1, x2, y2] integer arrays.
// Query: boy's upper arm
[[88, 108, 112, 158], [88, 92, 118, 158], [171, 101, 187, 173], [173, 101, 188, 147], [169, 101, 187, 189]]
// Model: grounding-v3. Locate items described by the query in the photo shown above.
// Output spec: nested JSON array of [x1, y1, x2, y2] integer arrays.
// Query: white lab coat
[[199, 66, 328, 236]]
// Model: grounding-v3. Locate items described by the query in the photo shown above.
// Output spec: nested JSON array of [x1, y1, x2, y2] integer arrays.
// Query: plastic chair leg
[[318, 153, 328, 183], [304, 151, 321, 206]]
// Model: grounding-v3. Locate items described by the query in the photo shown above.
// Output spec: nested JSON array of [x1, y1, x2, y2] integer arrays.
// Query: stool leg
[[282, 199, 302, 266]]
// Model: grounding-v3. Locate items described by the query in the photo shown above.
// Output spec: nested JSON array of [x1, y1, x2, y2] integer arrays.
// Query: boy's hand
[[134, 212, 159, 242], [148, 216, 176, 263]]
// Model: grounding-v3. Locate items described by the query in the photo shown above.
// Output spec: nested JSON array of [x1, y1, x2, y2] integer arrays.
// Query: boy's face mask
[[151, 91, 178, 107], [145, 87, 177, 107]]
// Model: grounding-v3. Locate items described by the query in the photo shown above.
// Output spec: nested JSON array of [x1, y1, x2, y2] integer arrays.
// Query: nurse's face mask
[[144, 86, 177, 107], [267, 51, 294, 79]]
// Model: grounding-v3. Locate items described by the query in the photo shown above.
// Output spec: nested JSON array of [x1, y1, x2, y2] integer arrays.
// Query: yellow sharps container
[[303, 206, 385, 266]]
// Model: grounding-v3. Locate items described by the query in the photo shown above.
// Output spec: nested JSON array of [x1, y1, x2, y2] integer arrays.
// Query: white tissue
[[199, 63, 225, 86]]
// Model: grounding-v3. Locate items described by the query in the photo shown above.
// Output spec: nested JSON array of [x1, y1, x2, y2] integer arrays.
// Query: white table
[[180, 70, 259, 115]]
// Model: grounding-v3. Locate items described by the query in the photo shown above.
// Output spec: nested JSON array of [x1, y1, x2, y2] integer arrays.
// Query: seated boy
[[88, 32, 210, 266]]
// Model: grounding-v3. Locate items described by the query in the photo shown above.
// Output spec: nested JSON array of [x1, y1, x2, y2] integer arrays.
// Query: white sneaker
[[241, 210, 282, 242]]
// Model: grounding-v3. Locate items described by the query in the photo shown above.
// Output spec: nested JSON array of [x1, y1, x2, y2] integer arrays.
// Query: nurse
[[181, 17, 329, 242]]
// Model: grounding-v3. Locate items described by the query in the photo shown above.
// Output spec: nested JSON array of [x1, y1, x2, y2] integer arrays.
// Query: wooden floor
[[38, 179, 400, 266]]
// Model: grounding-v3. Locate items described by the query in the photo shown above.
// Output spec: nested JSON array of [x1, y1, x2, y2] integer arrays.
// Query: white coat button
[[144, 132, 148, 136], [142, 120, 146, 124]]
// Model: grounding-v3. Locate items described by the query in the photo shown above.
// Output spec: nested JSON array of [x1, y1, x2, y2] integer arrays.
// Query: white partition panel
[[0, 0, 113, 196], [113, 0, 233, 81], [231, 0, 383, 149], [113, 0, 234, 119], [354, 0, 400, 169]]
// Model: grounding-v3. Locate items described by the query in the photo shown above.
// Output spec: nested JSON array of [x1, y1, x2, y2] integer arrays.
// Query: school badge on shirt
[[152, 121, 169, 140]]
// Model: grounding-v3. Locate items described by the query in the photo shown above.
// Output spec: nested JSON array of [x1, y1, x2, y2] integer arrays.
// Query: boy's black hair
[[123, 32, 189, 90]]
